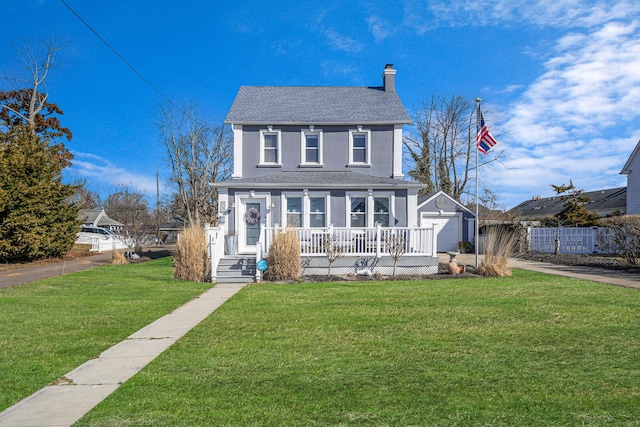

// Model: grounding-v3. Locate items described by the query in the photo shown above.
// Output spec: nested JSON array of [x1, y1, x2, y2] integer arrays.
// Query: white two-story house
[[211, 65, 440, 281]]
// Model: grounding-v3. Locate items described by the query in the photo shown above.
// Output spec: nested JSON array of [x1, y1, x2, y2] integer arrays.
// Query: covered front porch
[[207, 225, 439, 282]]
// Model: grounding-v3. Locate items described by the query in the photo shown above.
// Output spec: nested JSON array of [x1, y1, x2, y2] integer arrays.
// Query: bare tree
[[1, 37, 71, 139], [403, 94, 504, 202], [1, 37, 72, 172], [323, 234, 344, 276], [69, 179, 101, 209], [159, 103, 232, 227], [385, 231, 406, 277], [103, 185, 152, 250]]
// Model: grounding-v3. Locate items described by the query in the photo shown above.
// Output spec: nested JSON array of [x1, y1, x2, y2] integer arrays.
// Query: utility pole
[[156, 166, 160, 244]]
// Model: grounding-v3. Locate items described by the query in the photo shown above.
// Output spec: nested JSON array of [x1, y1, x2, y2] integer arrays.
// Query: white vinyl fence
[[527, 227, 611, 254]]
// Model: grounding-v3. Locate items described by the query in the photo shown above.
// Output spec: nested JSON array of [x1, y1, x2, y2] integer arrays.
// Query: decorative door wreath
[[244, 207, 261, 224]]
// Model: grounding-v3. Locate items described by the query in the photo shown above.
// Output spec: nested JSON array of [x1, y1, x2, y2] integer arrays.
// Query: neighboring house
[[78, 209, 124, 232], [76, 209, 129, 252], [159, 216, 187, 243], [621, 140, 640, 215], [509, 187, 627, 221], [212, 65, 440, 280], [417, 191, 475, 252]]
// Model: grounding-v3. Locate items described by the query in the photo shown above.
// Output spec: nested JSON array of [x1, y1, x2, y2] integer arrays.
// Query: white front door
[[238, 197, 267, 254]]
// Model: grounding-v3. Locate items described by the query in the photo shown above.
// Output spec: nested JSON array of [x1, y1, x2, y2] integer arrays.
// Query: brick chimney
[[382, 64, 396, 92]]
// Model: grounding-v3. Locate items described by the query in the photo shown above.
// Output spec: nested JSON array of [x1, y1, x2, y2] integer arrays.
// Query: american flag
[[476, 108, 498, 154]]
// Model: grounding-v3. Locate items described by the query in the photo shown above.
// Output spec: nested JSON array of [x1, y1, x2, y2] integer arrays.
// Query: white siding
[[628, 156, 640, 214]]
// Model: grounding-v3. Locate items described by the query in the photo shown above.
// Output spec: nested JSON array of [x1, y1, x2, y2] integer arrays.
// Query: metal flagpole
[[474, 98, 482, 269]]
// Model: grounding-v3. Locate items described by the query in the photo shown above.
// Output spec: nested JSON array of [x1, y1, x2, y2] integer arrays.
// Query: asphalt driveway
[[0, 246, 172, 289]]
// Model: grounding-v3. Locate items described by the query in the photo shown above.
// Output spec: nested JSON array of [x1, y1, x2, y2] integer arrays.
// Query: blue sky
[[2, 0, 640, 210]]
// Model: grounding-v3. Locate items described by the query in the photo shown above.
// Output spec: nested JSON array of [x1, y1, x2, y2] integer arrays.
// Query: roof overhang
[[417, 190, 475, 216], [224, 120, 411, 126]]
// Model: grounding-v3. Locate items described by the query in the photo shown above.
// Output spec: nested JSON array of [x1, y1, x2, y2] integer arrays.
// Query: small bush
[[173, 226, 210, 282], [478, 226, 519, 277], [458, 241, 473, 253], [598, 215, 640, 266], [265, 229, 300, 281]]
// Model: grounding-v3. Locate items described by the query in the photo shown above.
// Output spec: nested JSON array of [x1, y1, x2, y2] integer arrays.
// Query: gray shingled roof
[[225, 86, 411, 125], [212, 171, 422, 189], [78, 209, 124, 227], [509, 187, 627, 219]]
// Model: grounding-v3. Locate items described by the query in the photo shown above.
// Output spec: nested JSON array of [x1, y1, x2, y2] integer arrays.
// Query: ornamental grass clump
[[477, 226, 519, 277], [265, 229, 300, 281], [111, 250, 128, 265], [172, 226, 210, 282]]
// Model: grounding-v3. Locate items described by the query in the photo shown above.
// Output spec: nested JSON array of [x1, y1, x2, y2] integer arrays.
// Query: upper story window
[[349, 128, 371, 166], [300, 128, 323, 166], [260, 128, 281, 166]]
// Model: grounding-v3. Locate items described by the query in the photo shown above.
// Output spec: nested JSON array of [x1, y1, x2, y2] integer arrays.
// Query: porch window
[[260, 129, 281, 166], [374, 197, 390, 227], [309, 197, 326, 227], [347, 192, 395, 227], [350, 196, 366, 227], [283, 192, 330, 227], [286, 197, 302, 227]]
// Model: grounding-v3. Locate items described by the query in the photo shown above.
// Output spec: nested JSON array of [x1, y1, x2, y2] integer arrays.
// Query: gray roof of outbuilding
[[225, 86, 411, 125], [509, 187, 627, 218], [212, 171, 422, 189]]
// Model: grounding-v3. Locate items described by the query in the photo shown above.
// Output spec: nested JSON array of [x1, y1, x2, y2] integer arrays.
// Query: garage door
[[421, 216, 460, 252]]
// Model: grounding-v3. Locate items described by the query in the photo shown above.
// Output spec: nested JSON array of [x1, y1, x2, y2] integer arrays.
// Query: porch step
[[215, 256, 256, 284]]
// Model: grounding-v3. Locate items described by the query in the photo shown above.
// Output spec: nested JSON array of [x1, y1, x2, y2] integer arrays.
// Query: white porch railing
[[260, 225, 437, 258], [205, 225, 225, 282], [528, 227, 611, 254]]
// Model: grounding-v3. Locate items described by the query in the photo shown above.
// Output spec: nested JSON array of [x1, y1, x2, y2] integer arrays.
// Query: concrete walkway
[[0, 252, 113, 289], [508, 258, 640, 290], [446, 253, 640, 290], [0, 282, 247, 427]]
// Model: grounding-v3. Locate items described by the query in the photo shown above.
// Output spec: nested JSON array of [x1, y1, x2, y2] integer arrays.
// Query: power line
[[59, 0, 181, 111]]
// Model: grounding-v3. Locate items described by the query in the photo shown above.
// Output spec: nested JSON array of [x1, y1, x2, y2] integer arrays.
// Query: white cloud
[[479, 16, 640, 207], [71, 152, 162, 196], [505, 20, 640, 145], [325, 29, 364, 53], [366, 15, 393, 42], [420, 0, 640, 29], [399, 0, 640, 208]]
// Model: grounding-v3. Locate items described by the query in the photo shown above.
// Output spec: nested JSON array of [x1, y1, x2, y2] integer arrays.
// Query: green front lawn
[[77, 270, 640, 426], [0, 257, 212, 411]]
